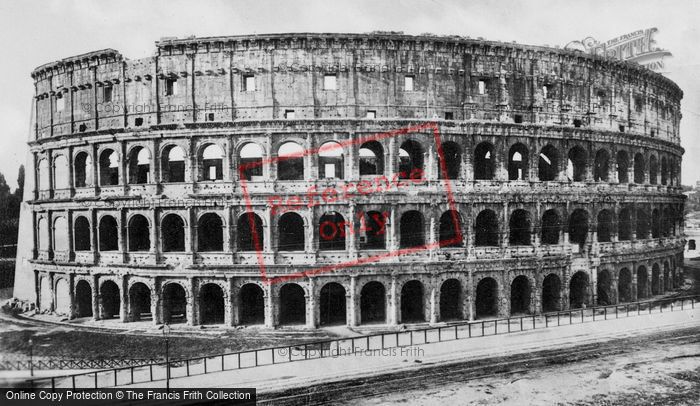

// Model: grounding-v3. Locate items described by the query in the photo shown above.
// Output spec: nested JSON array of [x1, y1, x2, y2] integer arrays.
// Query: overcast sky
[[0, 0, 698, 189]]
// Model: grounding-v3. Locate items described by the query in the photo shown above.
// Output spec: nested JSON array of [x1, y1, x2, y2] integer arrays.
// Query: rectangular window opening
[[444, 112, 454, 120], [135, 117, 144, 126], [323, 74, 337, 90], [478, 80, 486, 95], [404, 75, 414, 91], [514, 114, 523, 124], [619, 125, 625, 133], [165, 78, 177, 96], [103, 86, 113, 103], [366, 110, 377, 119], [573, 119, 582, 128], [284, 110, 295, 119], [56, 96, 64, 112], [243, 75, 255, 92], [206, 113, 215, 122]]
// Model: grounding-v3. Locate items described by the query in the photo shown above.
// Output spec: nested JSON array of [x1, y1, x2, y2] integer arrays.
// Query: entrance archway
[[569, 272, 589, 309], [128, 282, 151, 321], [239, 284, 265, 325], [618, 269, 632, 302], [360, 282, 386, 324], [279, 284, 306, 325], [319, 282, 346, 326], [162, 283, 187, 324], [542, 274, 561, 312], [510, 276, 530, 315], [75, 280, 93, 318], [400, 280, 425, 323], [597, 270, 613, 305], [199, 283, 225, 325], [439, 279, 462, 321], [99, 280, 120, 319], [475, 277, 498, 318]]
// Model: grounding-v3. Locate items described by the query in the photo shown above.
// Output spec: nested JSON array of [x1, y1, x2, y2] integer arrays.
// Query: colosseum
[[13, 32, 685, 329]]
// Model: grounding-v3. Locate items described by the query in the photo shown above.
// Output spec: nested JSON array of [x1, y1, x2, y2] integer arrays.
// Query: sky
[[0, 0, 698, 189]]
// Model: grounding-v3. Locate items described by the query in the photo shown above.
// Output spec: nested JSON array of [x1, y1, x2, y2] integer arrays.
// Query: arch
[[237, 212, 264, 251], [651, 263, 661, 295], [510, 275, 531, 315], [538, 144, 559, 181], [567, 146, 587, 182], [161, 214, 185, 252], [637, 266, 649, 299], [400, 280, 425, 323], [53, 217, 68, 252], [661, 157, 668, 185], [162, 283, 187, 324], [319, 282, 346, 326], [475, 209, 499, 247], [319, 212, 346, 251], [360, 281, 386, 324], [597, 209, 613, 243], [98, 149, 119, 186], [319, 141, 344, 179], [74, 151, 93, 187], [568, 209, 589, 246], [277, 141, 304, 180], [74, 216, 91, 251], [439, 141, 461, 180], [37, 159, 49, 191], [597, 270, 613, 306], [541, 209, 560, 245], [475, 277, 498, 318], [54, 278, 70, 315], [38, 217, 49, 251], [439, 279, 462, 321], [400, 210, 425, 248], [569, 271, 589, 309], [199, 144, 224, 181], [128, 146, 151, 184], [618, 208, 632, 241], [399, 140, 424, 179], [197, 213, 224, 252], [508, 143, 529, 181], [128, 282, 151, 321], [239, 283, 265, 325], [634, 153, 645, 184], [278, 212, 305, 251], [361, 211, 387, 249], [636, 208, 650, 239], [616, 151, 629, 183], [53, 155, 69, 189], [542, 274, 561, 312], [75, 280, 93, 318], [594, 149, 610, 182], [359, 141, 384, 176], [279, 283, 306, 325], [39, 276, 51, 312], [649, 155, 658, 185], [199, 283, 225, 325], [618, 268, 633, 302], [474, 142, 495, 180], [509, 209, 531, 246], [99, 280, 120, 319], [127, 215, 150, 251], [239, 143, 264, 181], [161, 145, 186, 183], [439, 210, 463, 247], [98, 216, 118, 251]]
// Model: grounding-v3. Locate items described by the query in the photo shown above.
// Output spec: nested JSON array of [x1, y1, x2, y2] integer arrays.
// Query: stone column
[[428, 282, 438, 324], [388, 275, 398, 325], [119, 275, 128, 322], [389, 205, 398, 251], [226, 277, 237, 327], [186, 277, 196, 326], [347, 276, 358, 326], [264, 206, 273, 254], [264, 284, 275, 328], [306, 277, 318, 328], [150, 285, 160, 325], [91, 275, 100, 321]]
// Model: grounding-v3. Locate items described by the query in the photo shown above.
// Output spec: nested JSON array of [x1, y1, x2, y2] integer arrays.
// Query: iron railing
[[0, 358, 159, 371]]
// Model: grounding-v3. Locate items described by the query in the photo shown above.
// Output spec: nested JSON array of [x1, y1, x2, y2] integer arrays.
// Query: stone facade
[[15, 33, 685, 328]]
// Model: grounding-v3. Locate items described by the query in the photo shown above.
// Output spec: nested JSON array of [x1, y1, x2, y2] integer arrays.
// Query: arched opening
[[197, 213, 224, 252], [200, 144, 224, 181], [649, 155, 658, 185], [618, 268, 632, 302], [651, 209, 661, 238], [99, 280, 120, 319], [439, 210, 462, 247], [594, 149, 610, 181], [508, 143, 529, 181], [634, 153, 645, 184], [39, 277, 51, 312], [162, 283, 187, 324], [239, 284, 265, 325], [661, 157, 668, 185], [319, 212, 346, 251], [54, 279, 70, 315], [319, 141, 344, 179], [361, 211, 386, 249], [237, 213, 263, 251], [360, 282, 386, 324], [538, 145, 559, 181], [239, 143, 263, 181], [475, 209, 499, 247], [161, 145, 185, 183], [99, 149, 119, 186], [636, 208, 650, 239], [74, 152, 93, 187], [359, 141, 384, 176], [568, 209, 589, 246], [399, 140, 424, 179], [569, 271, 589, 309], [567, 146, 587, 182], [541, 209, 560, 245], [278, 212, 305, 251], [616, 151, 629, 183], [439, 142, 461, 179], [53, 155, 69, 189], [98, 216, 118, 251], [637, 266, 649, 299], [319, 282, 346, 326], [651, 264, 661, 295], [279, 284, 306, 325], [597, 270, 613, 305], [400, 280, 425, 323], [475, 277, 498, 318], [74, 216, 91, 251], [199, 283, 225, 325], [510, 276, 531, 315], [75, 280, 93, 318], [400, 211, 425, 248], [53, 217, 68, 252], [509, 209, 531, 246], [597, 210, 613, 243], [618, 208, 632, 241], [161, 214, 185, 252], [128, 147, 151, 184], [474, 142, 495, 180], [439, 279, 462, 321], [38, 218, 48, 251], [37, 159, 49, 191], [542, 274, 562, 312], [128, 282, 151, 321], [128, 215, 150, 251], [278, 142, 304, 180]]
